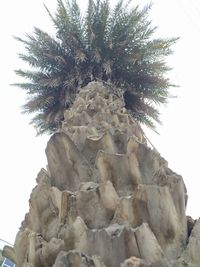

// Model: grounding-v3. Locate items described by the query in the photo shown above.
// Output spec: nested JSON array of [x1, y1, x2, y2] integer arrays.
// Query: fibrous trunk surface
[[4, 82, 200, 267]]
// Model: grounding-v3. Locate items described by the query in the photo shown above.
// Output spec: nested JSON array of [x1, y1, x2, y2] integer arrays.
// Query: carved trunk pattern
[[3, 82, 200, 267]]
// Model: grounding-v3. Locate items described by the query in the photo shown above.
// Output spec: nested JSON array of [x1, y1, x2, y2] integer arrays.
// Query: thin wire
[[0, 239, 13, 247], [190, 0, 200, 16], [176, 0, 200, 32]]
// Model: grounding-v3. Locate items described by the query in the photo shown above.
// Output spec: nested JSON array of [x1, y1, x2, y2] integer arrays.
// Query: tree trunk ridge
[[3, 82, 199, 267]]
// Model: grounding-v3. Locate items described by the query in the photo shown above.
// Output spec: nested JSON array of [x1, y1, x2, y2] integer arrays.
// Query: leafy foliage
[[14, 0, 178, 134]]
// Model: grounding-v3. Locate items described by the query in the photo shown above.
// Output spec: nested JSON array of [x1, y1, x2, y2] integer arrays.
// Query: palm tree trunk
[[3, 81, 200, 267]]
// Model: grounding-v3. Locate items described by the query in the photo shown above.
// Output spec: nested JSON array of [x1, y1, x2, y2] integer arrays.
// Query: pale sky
[[0, 0, 200, 245]]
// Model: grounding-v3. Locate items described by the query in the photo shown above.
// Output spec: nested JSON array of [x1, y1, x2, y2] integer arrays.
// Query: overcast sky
[[0, 0, 200, 245]]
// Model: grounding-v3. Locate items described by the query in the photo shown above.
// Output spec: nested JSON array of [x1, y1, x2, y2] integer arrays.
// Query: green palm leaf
[[14, 0, 178, 134]]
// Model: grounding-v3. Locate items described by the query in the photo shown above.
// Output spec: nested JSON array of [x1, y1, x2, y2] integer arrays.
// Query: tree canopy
[[14, 0, 178, 134]]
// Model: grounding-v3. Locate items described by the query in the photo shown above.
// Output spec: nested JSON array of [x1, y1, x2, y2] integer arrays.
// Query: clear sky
[[0, 0, 200, 245]]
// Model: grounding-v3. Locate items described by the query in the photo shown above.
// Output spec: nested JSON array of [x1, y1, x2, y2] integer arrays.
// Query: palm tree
[[14, 0, 178, 134]]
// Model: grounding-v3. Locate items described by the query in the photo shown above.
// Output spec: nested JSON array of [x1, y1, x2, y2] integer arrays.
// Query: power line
[[190, 0, 200, 17], [176, 0, 200, 32], [0, 239, 13, 247]]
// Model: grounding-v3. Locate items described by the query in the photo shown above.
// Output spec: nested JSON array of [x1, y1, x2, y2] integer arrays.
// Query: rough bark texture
[[3, 82, 199, 267]]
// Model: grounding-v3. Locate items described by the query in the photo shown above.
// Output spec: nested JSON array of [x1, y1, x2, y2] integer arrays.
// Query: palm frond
[[14, 0, 178, 134]]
